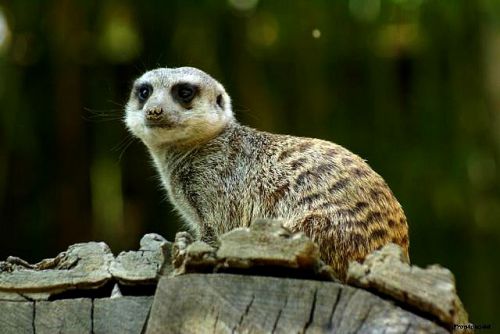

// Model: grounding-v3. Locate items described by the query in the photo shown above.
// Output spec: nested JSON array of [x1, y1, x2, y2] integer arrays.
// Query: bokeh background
[[0, 0, 499, 324]]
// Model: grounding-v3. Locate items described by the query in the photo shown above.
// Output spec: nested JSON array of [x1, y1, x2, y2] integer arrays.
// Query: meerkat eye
[[216, 94, 224, 109], [172, 83, 198, 106], [179, 86, 194, 99], [137, 84, 152, 102]]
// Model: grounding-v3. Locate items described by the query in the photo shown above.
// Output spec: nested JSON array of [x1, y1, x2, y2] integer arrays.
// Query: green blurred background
[[0, 0, 499, 324]]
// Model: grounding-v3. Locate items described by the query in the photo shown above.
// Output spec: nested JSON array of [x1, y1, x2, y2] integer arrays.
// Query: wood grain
[[146, 274, 449, 334]]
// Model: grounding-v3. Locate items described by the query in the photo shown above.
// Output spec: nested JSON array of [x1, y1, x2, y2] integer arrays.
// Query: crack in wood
[[140, 303, 152, 334], [32, 301, 36, 334], [90, 298, 94, 334], [64, 258, 80, 271], [232, 294, 255, 333], [19, 293, 35, 302], [271, 309, 283, 334], [327, 288, 342, 330], [212, 311, 219, 334], [271, 295, 288, 333], [336, 288, 355, 331], [353, 300, 373, 333], [303, 288, 318, 333]]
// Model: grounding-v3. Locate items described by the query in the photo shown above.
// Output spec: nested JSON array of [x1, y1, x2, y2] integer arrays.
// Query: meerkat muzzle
[[146, 106, 164, 120], [144, 106, 175, 128]]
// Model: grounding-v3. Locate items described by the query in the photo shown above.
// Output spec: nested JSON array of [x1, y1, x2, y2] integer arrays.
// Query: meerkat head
[[125, 67, 233, 148]]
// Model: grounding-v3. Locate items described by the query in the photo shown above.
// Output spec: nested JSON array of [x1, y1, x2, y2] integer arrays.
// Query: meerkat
[[125, 66, 409, 280]]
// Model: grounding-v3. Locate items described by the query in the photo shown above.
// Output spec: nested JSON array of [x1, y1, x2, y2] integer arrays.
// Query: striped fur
[[125, 67, 409, 280]]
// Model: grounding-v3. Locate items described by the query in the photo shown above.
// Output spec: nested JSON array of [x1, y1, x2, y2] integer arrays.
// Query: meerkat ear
[[216, 94, 224, 109]]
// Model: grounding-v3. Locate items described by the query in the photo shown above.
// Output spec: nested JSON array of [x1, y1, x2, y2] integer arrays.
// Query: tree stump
[[147, 273, 449, 334], [0, 220, 469, 333]]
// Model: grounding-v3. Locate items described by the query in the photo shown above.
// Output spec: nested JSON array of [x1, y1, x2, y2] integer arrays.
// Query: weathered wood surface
[[146, 274, 449, 334], [173, 219, 336, 280], [0, 296, 153, 334], [110, 233, 172, 285], [94, 296, 153, 334], [0, 242, 113, 299], [347, 244, 468, 327], [0, 234, 169, 300], [35, 298, 92, 333], [0, 300, 33, 334], [0, 221, 469, 333]]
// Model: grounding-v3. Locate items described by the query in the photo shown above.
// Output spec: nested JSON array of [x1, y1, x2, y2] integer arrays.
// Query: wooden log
[[0, 296, 153, 333], [0, 301, 33, 334], [146, 274, 449, 334], [110, 234, 172, 285], [347, 243, 468, 327], [0, 242, 113, 298], [94, 296, 153, 334], [35, 298, 92, 334], [0, 234, 169, 300], [0, 224, 468, 333]]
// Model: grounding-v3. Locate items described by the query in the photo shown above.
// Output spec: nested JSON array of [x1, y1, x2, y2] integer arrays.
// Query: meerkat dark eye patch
[[216, 94, 224, 109], [137, 83, 153, 103], [171, 83, 199, 107]]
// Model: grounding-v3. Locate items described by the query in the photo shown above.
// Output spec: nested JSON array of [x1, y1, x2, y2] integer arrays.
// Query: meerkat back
[[125, 66, 409, 280]]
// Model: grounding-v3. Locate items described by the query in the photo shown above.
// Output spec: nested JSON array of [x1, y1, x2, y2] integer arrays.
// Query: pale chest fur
[[152, 126, 295, 242]]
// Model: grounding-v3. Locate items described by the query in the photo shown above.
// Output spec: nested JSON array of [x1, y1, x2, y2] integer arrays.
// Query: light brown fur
[[125, 66, 409, 280]]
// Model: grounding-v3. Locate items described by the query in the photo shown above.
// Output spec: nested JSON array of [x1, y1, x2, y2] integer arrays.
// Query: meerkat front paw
[[172, 231, 194, 268]]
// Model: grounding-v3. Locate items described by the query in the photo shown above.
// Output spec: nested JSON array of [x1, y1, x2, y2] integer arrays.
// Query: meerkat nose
[[146, 106, 164, 120]]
